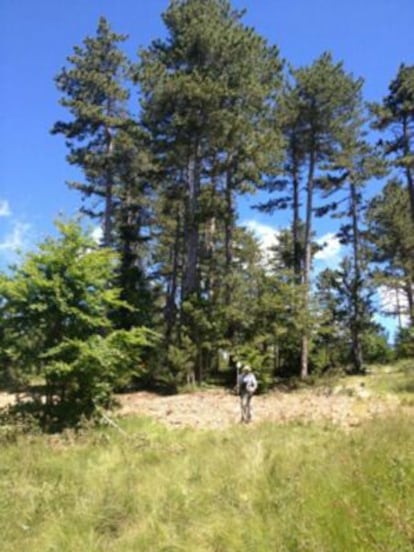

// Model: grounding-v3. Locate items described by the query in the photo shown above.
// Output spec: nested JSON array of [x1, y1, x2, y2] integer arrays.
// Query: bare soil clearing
[[114, 386, 408, 430], [1, 384, 411, 431]]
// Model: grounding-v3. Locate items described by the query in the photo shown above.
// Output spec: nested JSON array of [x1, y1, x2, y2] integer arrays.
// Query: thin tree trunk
[[206, 213, 217, 301], [404, 275, 414, 326], [396, 285, 403, 330], [402, 116, 414, 327], [350, 180, 364, 373], [118, 183, 141, 328], [300, 150, 315, 378], [402, 116, 414, 223], [291, 142, 302, 283], [165, 209, 182, 344], [182, 151, 200, 301], [103, 128, 114, 247], [224, 168, 235, 306], [181, 148, 201, 385]]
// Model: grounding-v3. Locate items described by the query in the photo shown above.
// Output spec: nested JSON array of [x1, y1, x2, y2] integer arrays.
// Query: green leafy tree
[[394, 327, 414, 358], [0, 221, 155, 428]]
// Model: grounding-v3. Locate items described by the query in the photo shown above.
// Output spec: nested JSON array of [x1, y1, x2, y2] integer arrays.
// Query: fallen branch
[[98, 408, 128, 437]]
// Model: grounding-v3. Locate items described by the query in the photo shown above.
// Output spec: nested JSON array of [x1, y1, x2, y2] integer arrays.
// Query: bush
[[395, 327, 414, 359], [0, 220, 157, 429], [39, 328, 156, 428]]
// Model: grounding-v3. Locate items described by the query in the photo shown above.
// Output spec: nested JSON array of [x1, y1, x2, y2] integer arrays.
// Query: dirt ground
[[0, 384, 410, 431], [114, 386, 408, 430]]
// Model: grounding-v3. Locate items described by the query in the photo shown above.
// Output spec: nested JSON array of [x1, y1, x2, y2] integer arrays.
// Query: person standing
[[237, 365, 258, 423]]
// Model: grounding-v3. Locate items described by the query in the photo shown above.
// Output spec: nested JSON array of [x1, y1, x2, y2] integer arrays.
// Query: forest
[[0, 0, 413, 427]]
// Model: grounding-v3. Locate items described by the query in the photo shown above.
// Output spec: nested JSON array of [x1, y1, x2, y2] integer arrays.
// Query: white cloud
[[0, 200, 11, 217], [377, 285, 410, 327], [244, 223, 344, 270], [243, 219, 281, 267], [314, 233, 342, 264], [90, 225, 103, 244], [245, 224, 343, 264], [0, 221, 32, 268], [0, 222, 31, 251], [244, 220, 279, 253]]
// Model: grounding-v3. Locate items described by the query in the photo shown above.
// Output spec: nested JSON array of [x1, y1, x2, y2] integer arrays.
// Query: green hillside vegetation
[[352, 361, 414, 401]]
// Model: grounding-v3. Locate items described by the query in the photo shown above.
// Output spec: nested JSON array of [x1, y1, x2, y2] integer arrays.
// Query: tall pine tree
[[370, 64, 414, 223], [52, 16, 131, 247], [261, 53, 366, 376], [137, 0, 283, 381]]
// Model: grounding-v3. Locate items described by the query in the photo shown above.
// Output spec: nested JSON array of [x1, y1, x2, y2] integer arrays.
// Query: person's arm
[[247, 374, 258, 393], [236, 373, 243, 394]]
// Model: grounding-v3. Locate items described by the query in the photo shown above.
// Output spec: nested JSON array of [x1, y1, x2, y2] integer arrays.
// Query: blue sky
[[1, 0, 413, 335]]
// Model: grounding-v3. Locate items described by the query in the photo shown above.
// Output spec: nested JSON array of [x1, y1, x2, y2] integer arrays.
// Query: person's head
[[242, 365, 251, 373]]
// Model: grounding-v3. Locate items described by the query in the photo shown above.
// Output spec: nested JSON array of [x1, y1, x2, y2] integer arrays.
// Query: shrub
[[0, 220, 156, 429]]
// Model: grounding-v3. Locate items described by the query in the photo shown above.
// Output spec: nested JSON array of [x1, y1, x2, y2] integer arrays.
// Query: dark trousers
[[240, 392, 253, 423]]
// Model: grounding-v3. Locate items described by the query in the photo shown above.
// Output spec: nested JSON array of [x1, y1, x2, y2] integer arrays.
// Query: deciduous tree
[[0, 221, 154, 427]]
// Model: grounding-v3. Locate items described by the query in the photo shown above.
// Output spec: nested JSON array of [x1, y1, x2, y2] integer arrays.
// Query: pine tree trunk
[[103, 128, 114, 247], [182, 151, 200, 300], [402, 116, 414, 224], [300, 151, 315, 378], [165, 210, 181, 343], [292, 166, 301, 283], [350, 180, 364, 373], [300, 336, 309, 379], [402, 114, 414, 327], [291, 140, 302, 283], [118, 184, 140, 328], [224, 168, 235, 306], [181, 149, 201, 385], [405, 276, 414, 326], [205, 213, 217, 301]]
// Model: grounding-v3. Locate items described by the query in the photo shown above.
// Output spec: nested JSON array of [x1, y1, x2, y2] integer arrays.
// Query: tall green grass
[[1, 412, 413, 551], [367, 360, 414, 400]]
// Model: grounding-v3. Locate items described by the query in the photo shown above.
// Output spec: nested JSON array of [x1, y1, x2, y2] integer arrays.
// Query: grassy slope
[[0, 363, 413, 552]]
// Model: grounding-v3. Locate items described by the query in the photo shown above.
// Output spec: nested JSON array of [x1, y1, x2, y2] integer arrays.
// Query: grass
[[304, 359, 414, 398], [0, 410, 413, 551], [0, 361, 413, 550], [365, 360, 414, 398]]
